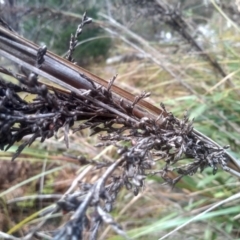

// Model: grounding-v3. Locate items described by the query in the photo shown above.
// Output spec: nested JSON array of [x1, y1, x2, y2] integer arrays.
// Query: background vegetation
[[0, 0, 240, 239]]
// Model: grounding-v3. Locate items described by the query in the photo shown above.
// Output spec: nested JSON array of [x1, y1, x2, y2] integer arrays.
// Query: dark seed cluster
[[0, 63, 230, 239], [0, 11, 232, 240], [66, 12, 92, 62]]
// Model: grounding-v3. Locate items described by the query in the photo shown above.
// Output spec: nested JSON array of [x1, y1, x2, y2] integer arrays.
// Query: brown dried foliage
[[0, 10, 238, 240]]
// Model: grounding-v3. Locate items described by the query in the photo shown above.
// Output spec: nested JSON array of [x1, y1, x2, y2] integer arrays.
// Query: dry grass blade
[[159, 192, 240, 240]]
